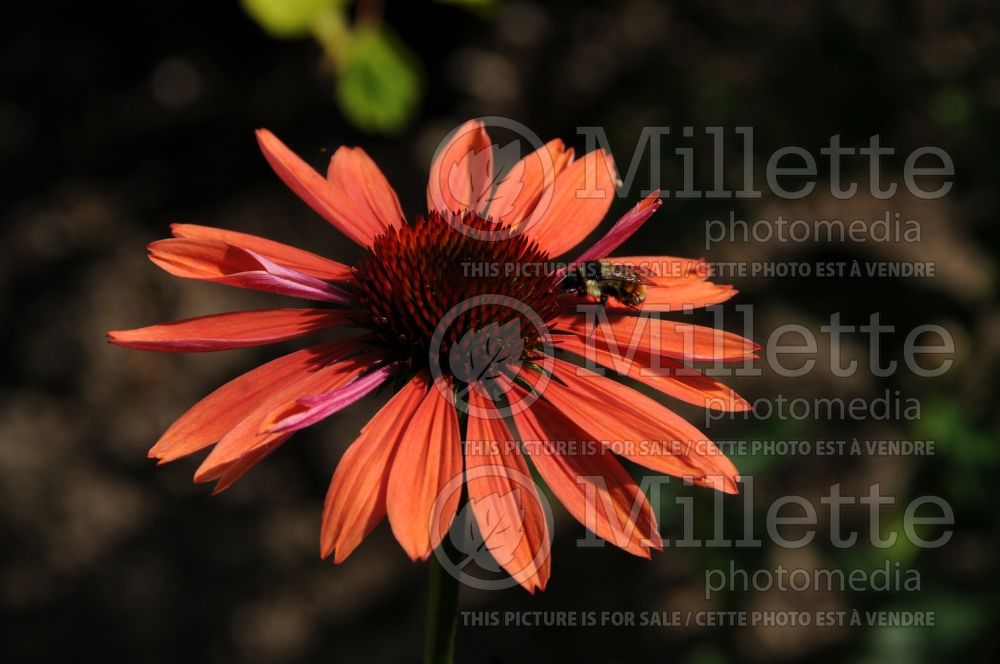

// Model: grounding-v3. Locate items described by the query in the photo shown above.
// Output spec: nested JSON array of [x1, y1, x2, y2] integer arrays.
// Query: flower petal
[[256, 129, 395, 247], [465, 389, 550, 592], [327, 146, 405, 235], [148, 339, 364, 463], [209, 435, 290, 494], [513, 397, 660, 557], [426, 119, 493, 215], [489, 139, 573, 225], [527, 358, 741, 494], [553, 333, 750, 411], [193, 349, 384, 483], [170, 224, 352, 281], [148, 237, 353, 303], [523, 149, 617, 257], [108, 308, 354, 352], [269, 362, 398, 433], [572, 191, 662, 264], [386, 376, 463, 560], [556, 312, 758, 363], [322, 372, 430, 563]]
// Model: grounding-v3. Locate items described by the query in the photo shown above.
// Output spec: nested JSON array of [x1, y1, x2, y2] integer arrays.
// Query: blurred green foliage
[[241, 0, 345, 38], [336, 27, 420, 134], [241, 0, 422, 134]]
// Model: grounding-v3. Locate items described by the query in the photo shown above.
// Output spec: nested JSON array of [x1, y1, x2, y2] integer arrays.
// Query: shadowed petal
[[170, 224, 353, 281], [108, 308, 355, 352], [321, 372, 430, 563], [209, 435, 290, 494], [465, 389, 550, 592], [556, 312, 758, 363], [148, 339, 364, 463], [386, 377, 463, 560], [193, 350, 384, 483], [257, 129, 397, 247], [552, 333, 750, 411], [513, 397, 660, 557], [527, 358, 741, 494]]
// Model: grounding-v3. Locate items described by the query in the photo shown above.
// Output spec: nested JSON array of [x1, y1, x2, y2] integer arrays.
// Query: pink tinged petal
[[490, 139, 573, 225], [512, 398, 660, 557], [148, 237, 354, 303], [108, 308, 355, 352], [541, 358, 741, 494], [148, 339, 362, 463], [321, 373, 430, 563], [170, 224, 353, 281], [269, 362, 399, 433], [523, 149, 617, 257], [552, 333, 750, 412], [427, 119, 493, 215], [327, 146, 406, 234], [256, 129, 396, 247], [193, 350, 385, 484], [465, 389, 551, 593], [386, 377, 463, 561], [572, 191, 662, 264]]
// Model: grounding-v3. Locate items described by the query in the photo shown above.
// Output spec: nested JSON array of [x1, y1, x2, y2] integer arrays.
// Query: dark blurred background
[[2, 1, 998, 662]]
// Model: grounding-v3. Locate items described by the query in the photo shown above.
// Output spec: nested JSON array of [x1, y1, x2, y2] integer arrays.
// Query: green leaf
[[241, 0, 342, 39], [335, 27, 421, 134]]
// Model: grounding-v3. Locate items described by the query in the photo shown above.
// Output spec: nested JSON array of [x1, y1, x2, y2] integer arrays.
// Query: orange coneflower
[[109, 120, 754, 593]]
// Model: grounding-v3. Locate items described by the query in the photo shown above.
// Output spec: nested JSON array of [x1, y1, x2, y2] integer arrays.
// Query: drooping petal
[[489, 139, 573, 225], [108, 308, 355, 352], [512, 397, 660, 557], [527, 358, 741, 494], [426, 119, 493, 215], [193, 349, 384, 484], [148, 237, 353, 303], [572, 191, 662, 264], [552, 333, 750, 411], [210, 435, 290, 494], [256, 129, 397, 247], [170, 224, 353, 281], [269, 362, 399, 433], [556, 312, 758, 363], [326, 146, 406, 234], [523, 149, 617, 257], [465, 389, 550, 592], [149, 339, 362, 463], [386, 376, 463, 561], [322, 372, 430, 563]]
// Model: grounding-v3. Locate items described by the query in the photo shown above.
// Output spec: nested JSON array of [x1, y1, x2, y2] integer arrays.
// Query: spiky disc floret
[[352, 212, 560, 371]]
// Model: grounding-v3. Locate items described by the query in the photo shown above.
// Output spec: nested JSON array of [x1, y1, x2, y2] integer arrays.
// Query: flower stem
[[424, 540, 461, 664]]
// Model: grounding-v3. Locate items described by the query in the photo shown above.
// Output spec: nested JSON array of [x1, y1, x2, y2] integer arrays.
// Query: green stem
[[424, 541, 461, 664]]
